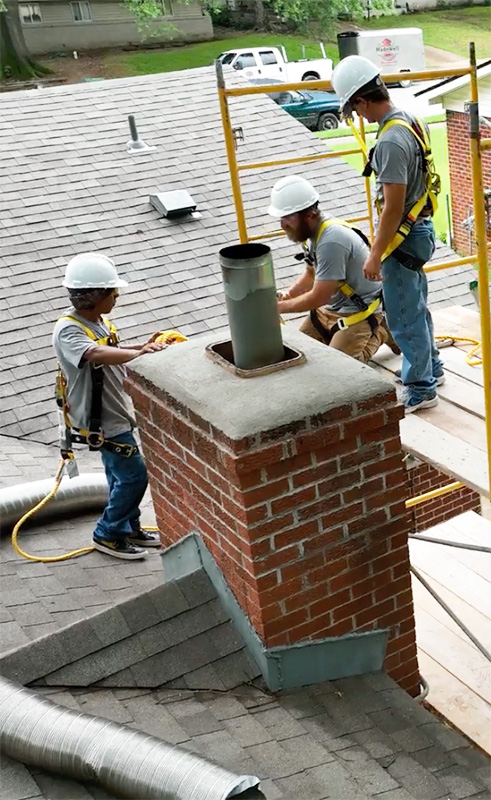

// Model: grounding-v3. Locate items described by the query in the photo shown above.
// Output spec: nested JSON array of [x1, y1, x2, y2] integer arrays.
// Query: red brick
[[264, 607, 309, 640], [303, 526, 344, 554], [235, 443, 285, 475], [285, 615, 333, 642], [343, 410, 386, 441], [265, 452, 313, 481], [242, 478, 290, 508], [319, 501, 364, 530], [270, 485, 317, 515], [294, 424, 343, 455], [310, 588, 350, 620], [283, 582, 329, 614], [251, 512, 295, 537], [254, 544, 301, 575], [274, 519, 319, 551], [281, 552, 327, 584]]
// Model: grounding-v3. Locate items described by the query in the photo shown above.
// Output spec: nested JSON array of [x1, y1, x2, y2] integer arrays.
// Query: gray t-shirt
[[311, 222, 382, 315], [52, 309, 136, 438], [372, 108, 430, 220]]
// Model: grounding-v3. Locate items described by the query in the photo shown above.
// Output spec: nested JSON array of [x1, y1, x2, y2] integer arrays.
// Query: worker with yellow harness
[[52, 253, 166, 561], [332, 56, 445, 413], [269, 175, 391, 363]]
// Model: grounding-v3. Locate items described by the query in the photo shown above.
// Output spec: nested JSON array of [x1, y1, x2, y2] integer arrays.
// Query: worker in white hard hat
[[52, 253, 166, 560], [269, 175, 393, 363], [331, 56, 444, 413]]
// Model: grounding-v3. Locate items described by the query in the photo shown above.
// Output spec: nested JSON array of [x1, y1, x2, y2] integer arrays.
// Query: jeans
[[382, 220, 443, 401], [93, 431, 148, 541]]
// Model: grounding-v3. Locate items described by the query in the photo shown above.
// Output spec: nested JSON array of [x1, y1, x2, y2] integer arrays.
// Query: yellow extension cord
[[11, 458, 159, 563], [436, 335, 482, 367]]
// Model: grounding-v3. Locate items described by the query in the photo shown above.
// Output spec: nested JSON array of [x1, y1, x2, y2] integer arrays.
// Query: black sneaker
[[128, 529, 161, 547], [93, 537, 148, 560]]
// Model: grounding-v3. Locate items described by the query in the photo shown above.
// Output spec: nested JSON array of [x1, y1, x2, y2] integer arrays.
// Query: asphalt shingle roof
[[0, 67, 476, 445]]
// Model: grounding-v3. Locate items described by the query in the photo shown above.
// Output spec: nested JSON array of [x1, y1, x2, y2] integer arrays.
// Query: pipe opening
[[219, 243, 270, 262], [206, 339, 306, 378]]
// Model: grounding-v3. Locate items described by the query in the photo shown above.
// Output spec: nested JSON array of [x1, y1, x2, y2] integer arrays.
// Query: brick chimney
[[126, 329, 420, 696]]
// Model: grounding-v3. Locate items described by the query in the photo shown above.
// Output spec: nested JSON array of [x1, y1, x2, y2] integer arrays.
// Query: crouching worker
[[53, 252, 166, 560], [269, 175, 391, 363]]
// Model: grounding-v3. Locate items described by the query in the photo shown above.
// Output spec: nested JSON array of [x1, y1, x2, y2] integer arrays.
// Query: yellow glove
[[154, 330, 188, 345]]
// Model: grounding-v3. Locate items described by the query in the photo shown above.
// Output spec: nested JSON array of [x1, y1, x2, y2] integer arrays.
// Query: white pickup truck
[[217, 45, 333, 83]]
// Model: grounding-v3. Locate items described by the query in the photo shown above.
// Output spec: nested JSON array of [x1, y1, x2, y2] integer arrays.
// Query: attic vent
[[150, 190, 198, 220]]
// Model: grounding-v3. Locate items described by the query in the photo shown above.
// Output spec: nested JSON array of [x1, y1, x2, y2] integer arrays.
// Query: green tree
[[270, 0, 390, 30], [0, 0, 51, 80]]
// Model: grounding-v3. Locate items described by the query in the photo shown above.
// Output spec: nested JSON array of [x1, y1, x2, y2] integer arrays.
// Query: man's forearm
[[84, 345, 140, 365], [283, 267, 314, 298], [279, 289, 328, 314]]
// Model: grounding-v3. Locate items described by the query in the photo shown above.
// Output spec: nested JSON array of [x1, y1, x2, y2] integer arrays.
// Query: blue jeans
[[382, 220, 443, 401], [93, 431, 148, 541]]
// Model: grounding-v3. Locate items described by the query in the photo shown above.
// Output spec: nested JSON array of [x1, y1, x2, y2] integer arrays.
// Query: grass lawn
[[104, 33, 338, 78], [360, 7, 491, 60], [103, 7, 489, 78], [324, 124, 450, 240]]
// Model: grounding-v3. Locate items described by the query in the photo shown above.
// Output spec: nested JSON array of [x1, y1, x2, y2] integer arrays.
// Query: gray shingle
[[0, 755, 43, 800]]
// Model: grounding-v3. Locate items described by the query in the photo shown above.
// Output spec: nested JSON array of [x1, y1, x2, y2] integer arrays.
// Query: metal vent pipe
[[0, 677, 260, 800], [0, 473, 108, 532], [219, 243, 284, 371]]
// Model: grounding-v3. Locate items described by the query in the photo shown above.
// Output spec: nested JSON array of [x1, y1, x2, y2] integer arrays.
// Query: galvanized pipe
[[0, 473, 108, 532], [0, 677, 260, 799], [220, 243, 284, 371]]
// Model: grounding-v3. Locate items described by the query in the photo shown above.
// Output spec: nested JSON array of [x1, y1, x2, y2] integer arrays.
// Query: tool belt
[[70, 429, 138, 458], [310, 305, 380, 345]]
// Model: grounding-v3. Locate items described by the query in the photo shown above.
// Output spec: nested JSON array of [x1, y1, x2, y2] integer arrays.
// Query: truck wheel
[[399, 73, 412, 88], [302, 72, 319, 81], [318, 113, 339, 131]]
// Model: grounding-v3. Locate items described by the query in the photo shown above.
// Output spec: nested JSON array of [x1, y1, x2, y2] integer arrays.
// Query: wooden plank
[[400, 415, 489, 497], [410, 517, 491, 586], [414, 605, 491, 704], [432, 305, 483, 342], [415, 397, 486, 452], [446, 509, 491, 544], [439, 345, 484, 388], [412, 573, 491, 650], [417, 649, 491, 755], [410, 542, 491, 617]]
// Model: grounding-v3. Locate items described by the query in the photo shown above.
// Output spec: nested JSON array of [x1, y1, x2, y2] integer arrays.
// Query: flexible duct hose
[[0, 677, 259, 799], [0, 473, 108, 533]]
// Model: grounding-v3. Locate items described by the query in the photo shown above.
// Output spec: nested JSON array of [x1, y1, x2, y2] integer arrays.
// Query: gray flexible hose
[[0, 677, 260, 799], [0, 473, 108, 532]]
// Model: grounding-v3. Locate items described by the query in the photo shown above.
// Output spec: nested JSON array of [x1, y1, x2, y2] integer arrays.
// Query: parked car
[[251, 79, 341, 131], [218, 45, 333, 83]]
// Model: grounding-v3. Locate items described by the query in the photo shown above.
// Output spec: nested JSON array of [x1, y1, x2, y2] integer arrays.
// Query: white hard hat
[[268, 176, 320, 218], [62, 253, 128, 289], [331, 56, 381, 117]]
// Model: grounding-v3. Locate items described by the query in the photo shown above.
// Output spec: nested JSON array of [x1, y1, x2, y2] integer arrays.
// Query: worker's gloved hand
[[151, 330, 188, 345]]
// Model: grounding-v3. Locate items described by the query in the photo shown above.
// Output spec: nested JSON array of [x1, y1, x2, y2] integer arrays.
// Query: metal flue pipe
[[0, 677, 260, 800], [219, 243, 284, 370], [0, 473, 108, 532]]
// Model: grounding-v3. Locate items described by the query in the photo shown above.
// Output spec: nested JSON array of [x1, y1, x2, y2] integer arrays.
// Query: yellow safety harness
[[363, 117, 441, 263], [56, 315, 137, 458], [300, 218, 382, 342]]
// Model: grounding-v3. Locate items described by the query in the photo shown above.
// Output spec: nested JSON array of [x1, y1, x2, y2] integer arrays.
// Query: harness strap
[[70, 430, 137, 458], [310, 299, 381, 344], [364, 117, 440, 261], [56, 315, 119, 453]]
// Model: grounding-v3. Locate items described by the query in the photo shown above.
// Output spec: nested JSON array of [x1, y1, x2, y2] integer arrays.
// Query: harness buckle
[[87, 432, 104, 449], [336, 318, 348, 331]]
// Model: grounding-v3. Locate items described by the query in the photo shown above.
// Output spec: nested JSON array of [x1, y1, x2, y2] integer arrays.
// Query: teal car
[[270, 88, 341, 131]]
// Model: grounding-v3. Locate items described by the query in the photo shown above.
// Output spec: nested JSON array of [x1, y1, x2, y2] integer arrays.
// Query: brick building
[[419, 61, 491, 256]]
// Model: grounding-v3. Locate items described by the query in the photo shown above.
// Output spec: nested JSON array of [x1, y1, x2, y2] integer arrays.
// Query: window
[[260, 51, 278, 66], [219, 52, 237, 66], [18, 3, 42, 24], [71, 1, 92, 21], [235, 53, 256, 69]]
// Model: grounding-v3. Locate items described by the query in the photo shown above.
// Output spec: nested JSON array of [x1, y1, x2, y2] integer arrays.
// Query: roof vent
[[127, 114, 155, 155], [149, 190, 199, 220]]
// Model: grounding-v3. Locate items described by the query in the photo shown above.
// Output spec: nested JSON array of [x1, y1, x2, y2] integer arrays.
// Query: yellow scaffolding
[[216, 45, 491, 505]]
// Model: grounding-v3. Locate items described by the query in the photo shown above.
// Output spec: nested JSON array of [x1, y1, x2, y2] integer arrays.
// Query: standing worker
[[332, 56, 444, 413], [269, 175, 391, 363], [53, 253, 165, 560]]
